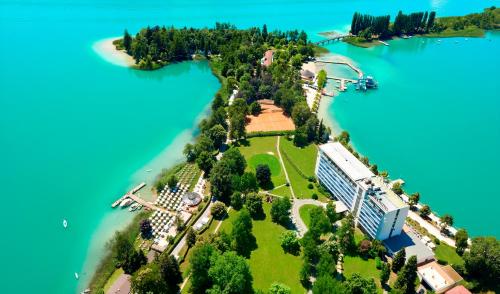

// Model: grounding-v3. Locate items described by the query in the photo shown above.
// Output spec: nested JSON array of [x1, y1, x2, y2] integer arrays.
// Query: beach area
[[93, 37, 136, 68]]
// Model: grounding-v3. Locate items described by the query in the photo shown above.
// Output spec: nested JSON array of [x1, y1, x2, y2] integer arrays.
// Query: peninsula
[[340, 7, 499, 48], [91, 22, 499, 294]]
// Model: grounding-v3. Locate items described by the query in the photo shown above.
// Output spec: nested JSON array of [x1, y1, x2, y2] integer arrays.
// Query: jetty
[[378, 40, 389, 46], [111, 182, 162, 210], [313, 34, 350, 45], [315, 60, 364, 78]]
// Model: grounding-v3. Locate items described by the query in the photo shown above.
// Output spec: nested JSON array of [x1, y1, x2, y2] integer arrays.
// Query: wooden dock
[[111, 182, 147, 208], [313, 34, 350, 45], [315, 60, 364, 78]]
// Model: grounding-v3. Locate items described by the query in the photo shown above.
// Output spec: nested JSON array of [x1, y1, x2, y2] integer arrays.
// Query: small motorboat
[[74, 272, 79, 280], [120, 198, 132, 208], [146, 169, 152, 172], [63, 219, 68, 228]]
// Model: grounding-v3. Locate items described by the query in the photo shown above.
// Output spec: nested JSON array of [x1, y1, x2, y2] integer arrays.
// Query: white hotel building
[[315, 142, 409, 240]]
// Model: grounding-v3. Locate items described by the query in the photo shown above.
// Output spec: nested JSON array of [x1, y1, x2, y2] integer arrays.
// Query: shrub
[[311, 193, 318, 200], [307, 183, 313, 189], [280, 231, 301, 255], [375, 257, 382, 269]]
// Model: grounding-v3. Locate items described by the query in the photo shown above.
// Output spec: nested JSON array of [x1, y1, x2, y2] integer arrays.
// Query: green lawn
[[237, 137, 287, 187], [220, 203, 305, 293], [435, 242, 464, 266], [279, 138, 328, 200], [299, 204, 317, 229], [343, 255, 382, 292], [354, 228, 366, 245], [249, 154, 281, 176]]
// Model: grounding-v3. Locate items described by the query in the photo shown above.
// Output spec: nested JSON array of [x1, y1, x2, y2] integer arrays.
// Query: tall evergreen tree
[[394, 255, 418, 294]]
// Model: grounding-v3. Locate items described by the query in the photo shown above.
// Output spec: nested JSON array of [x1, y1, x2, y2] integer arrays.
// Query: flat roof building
[[315, 142, 409, 240], [418, 261, 463, 293]]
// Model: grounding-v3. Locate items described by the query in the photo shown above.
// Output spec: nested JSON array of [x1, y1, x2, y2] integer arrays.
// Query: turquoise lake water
[[0, 0, 498, 292]]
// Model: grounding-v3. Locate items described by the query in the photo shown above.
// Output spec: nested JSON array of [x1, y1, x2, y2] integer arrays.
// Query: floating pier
[[111, 182, 147, 208]]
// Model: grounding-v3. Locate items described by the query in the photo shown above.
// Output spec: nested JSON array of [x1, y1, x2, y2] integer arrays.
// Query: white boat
[[129, 203, 139, 212], [120, 198, 133, 208], [146, 169, 152, 172], [63, 219, 68, 228], [74, 272, 79, 280]]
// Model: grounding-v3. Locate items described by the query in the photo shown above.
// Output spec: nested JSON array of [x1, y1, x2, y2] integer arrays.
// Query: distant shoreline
[[93, 37, 136, 67]]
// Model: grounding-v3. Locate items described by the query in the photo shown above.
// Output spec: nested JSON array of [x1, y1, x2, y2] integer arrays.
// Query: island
[[340, 7, 499, 48], [90, 21, 499, 294]]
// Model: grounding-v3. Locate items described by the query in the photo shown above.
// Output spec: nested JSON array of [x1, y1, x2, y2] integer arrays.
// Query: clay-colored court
[[246, 101, 295, 133]]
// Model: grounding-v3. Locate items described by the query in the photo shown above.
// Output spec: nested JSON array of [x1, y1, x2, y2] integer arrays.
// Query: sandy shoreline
[[93, 37, 136, 67]]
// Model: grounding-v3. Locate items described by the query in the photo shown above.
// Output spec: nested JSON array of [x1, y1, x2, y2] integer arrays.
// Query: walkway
[[291, 199, 327, 237], [407, 210, 456, 247], [106, 273, 131, 294], [276, 136, 296, 199], [127, 194, 168, 213]]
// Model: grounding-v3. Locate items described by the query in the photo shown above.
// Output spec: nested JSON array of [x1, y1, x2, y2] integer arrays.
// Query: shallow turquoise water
[[0, 0, 497, 292], [322, 33, 500, 237]]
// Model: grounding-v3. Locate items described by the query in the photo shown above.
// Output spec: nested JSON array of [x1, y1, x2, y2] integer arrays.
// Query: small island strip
[[319, 7, 499, 48]]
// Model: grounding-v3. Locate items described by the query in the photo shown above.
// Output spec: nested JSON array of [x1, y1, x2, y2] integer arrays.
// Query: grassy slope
[[237, 137, 288, 191], [435, 243, 464, 266], [425, 26, 485, 38], [343, 255, 382, 291], [279, 138, 328, 200], [299, 204, 317, 229], [219, 203, 305, 293]]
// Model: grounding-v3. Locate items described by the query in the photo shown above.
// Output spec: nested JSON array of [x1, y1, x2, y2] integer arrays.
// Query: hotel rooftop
[[319, 142, 407, 211]]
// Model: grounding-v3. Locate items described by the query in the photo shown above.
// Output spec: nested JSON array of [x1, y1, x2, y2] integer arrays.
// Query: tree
[[123, 30, 132, 52], [167, 175, 178, 190], [230, 191, 243, 210], [313, 274, 345, 294], [249, 101, 261, 115], [325, 202, 337, 223], [344, 273, 377, 294], [370, 164, 379, 175], [212, 93, 225, 111], [392, 182, 403, 195], [380, 262, 390, 287], [123, 249, 147, 274], [291, 102, 311, 127], [159, 254, 183, 293], [231, 209, 255, 257], [196, 151, 215, 175], [208, 124, 227, 150], [280, 231, 301, 255], [229, 114, 246, 140], [186, 227, 197, 248], [190, 244, 215, 294], [131, 264, 164, 294], [338, 214, 356, 253], [394, 255, 417, 294], [269, 283, 291, 294], [211, 201, 227, 220], [245, 192, 264, 218], [336, 130, 350, 146], [316, 253, 336, 277], [255, 164, 272, 188], [183, 143, 196, 162], [175, 214, 185, 232], [210, 160, 235, 203], [293, 128, 308, 147], [358, 239, 372, 257], [419, 205, 431, 218], [239, 172, 259, 194], [440, 214, 454, 232], [454, 228, 468, 255], [140, 219, 153, 239], [208, 251, 253, 294], [392, 248, 406, 273], [223, 148, 247, 175], [194, 135, 214, 155], [408, 192, 420, 208], [271, 196, 292, 225], [111, 231, 133, 267], [464, 237, 500, 285], [309, 206, 331, 240]]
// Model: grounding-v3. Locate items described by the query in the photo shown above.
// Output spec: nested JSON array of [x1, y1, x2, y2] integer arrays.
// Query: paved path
[[276, 136, 296, 199], [291, 199, 326, 236], [407, 210, 455, 246], [106, 273, 131, 294]]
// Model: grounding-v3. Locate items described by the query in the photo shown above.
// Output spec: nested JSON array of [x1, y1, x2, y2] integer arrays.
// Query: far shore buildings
[[315, 142, 409, 240]]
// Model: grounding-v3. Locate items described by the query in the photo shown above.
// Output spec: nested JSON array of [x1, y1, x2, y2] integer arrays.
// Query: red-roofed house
[[445, 285, 472, 294], [261, 50, 274, 67]]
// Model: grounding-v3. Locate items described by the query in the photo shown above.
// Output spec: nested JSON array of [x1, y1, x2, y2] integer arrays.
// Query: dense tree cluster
[[351, 12, 391, 38]]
